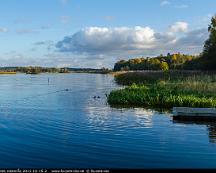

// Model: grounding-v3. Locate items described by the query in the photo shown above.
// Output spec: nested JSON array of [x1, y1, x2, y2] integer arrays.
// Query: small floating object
[[93, 96, 101, 99], [173, 107, 216, 121], [65, 89, 69, 91]]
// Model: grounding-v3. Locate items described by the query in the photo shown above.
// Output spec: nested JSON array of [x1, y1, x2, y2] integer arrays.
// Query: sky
[[0, 0, 216, 68]]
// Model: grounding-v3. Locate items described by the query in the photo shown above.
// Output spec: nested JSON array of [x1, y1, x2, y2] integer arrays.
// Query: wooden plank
[[173, 107, 216, 117]]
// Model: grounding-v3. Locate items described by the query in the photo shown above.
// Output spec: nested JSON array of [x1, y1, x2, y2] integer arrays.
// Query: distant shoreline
[[0, 67, 112, 74], [0, 72, 17, 74]]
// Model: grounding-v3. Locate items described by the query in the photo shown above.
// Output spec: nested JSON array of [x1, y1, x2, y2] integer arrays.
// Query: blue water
[[0, 73, 215, 168]]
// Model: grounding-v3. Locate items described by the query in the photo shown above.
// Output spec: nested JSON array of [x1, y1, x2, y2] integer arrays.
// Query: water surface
[[0, 73, 215, 168]]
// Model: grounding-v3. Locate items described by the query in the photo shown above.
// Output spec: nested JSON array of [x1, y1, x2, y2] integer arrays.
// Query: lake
[[0, 73, 215, 168]]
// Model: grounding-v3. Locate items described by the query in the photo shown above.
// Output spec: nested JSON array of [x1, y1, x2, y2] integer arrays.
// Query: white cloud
[[56, 26, 158, 54], [161, 1, 189, 9], [169, 22, 188, 33], [161, 0, 170, 6], [0, 27, 8, 33]]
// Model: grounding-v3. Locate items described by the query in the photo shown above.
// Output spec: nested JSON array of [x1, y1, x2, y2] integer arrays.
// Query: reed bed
[[108, 71, 216, 108]]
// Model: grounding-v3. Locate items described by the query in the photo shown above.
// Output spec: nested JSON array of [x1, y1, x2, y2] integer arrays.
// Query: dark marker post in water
[[48, 78, 50, 85]]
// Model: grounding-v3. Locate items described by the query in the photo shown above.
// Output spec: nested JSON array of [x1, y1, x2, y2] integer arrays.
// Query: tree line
[[0, 66, 111, 74], [114, 53, 196, 71], [0, 66, 67, 74]]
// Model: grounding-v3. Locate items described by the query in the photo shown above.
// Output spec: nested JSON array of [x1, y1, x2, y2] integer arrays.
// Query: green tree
[[160, 62, 169, 71], [201, 15, 216, 70]]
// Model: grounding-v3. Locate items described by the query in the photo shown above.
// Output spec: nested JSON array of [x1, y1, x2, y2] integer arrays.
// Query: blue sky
[[0, 0, 215, 68]]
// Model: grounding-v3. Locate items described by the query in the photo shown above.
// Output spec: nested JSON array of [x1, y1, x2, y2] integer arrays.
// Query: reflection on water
[[173, 120, 216, 144], [86, 107, 156, 129], [133, 109, 154, 128], [208, 125, 216, 143], [0, 74, 215, 168]]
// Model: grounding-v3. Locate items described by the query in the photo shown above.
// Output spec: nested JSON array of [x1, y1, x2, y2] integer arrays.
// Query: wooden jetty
[[173, 107, 216, 121]]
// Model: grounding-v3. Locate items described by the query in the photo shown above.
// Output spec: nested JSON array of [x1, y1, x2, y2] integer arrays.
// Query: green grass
[[108, 71, 216, 109]]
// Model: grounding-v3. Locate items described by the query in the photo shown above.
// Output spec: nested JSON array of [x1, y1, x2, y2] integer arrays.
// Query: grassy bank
[[0, 72, 17, 74], [108, 71, 216, 109]]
